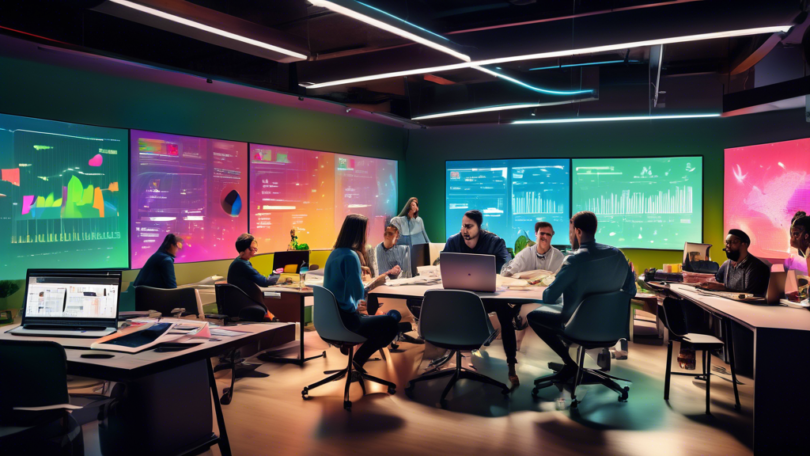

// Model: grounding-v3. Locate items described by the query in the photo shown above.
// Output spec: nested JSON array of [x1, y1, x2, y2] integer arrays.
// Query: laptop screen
[[24, 271, 120, 320]]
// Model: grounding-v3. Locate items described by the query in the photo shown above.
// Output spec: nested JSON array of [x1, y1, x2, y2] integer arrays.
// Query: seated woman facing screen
[[324, 214, 399, 367], [132, 233, 182, 289]]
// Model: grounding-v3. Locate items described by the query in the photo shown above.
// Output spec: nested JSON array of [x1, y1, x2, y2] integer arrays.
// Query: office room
[[1, 1, 809, 455]]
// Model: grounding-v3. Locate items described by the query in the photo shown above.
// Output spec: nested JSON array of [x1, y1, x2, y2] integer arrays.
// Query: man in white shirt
[[502, 222, 565, 276]]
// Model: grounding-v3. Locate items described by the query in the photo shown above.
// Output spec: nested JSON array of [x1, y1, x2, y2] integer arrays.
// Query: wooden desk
[[660, 284, 810, 455], [259, 286, 325, 365], [0, 322, 292, 456]]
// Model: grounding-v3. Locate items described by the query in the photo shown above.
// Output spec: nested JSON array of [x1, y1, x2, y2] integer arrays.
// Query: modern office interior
[[2, 1, 810, 455]]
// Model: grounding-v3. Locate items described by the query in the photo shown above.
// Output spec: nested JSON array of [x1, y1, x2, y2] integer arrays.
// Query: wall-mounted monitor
[[130, 130, 248, 268], [571, 156, 703, 250], [725, 139, 810, 259], [445, 159, 571, 249], [250, 144, 397, 252], [0, 113, 129, 279]]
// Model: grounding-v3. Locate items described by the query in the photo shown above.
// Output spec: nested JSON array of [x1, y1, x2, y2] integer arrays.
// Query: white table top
[[370, 282, 548, 303]]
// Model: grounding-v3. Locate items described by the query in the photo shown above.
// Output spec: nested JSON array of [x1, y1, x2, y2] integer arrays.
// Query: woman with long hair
[[323, 214, 399, 367], [390, 198, 430, 276], [132, 233, 182, 289]]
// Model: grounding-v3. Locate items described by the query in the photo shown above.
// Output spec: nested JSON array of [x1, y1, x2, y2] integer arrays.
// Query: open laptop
[[440, 252, 497, 292], [698, 270, 786, 304], [9, 269, 121, 338]]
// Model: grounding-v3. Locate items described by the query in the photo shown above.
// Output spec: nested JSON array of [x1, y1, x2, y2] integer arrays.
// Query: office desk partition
[[655, 283, 810, 455], [0, 322, 292, 456]]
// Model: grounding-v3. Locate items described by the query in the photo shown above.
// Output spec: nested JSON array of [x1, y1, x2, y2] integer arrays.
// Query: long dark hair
[[334, 214, 368, 252], [398, 197, 419, 218], [159, 233, 181, 252]]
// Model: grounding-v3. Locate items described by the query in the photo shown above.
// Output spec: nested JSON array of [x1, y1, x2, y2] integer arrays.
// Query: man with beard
[[700, 229, 770, 296]]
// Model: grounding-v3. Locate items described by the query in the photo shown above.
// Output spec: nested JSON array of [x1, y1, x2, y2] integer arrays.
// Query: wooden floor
[[82, 325, 754, 456]]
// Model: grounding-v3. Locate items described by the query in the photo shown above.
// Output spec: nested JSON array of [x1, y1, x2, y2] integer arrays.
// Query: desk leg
[[260, 295, 325, 365], [207, 358, 232, 456]]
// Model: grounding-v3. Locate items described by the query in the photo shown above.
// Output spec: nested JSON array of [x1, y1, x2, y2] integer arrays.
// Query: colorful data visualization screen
[[250, 145, 398, 251], [130, 131, 248, 268], [0, 113, 129, 279], [725, 139, 810, 259], [446, 159, 570, 249], [572, 157, 702, 250]]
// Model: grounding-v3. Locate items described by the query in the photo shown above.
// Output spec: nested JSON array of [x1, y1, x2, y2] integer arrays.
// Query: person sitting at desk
[[228, 233, 281, 292], [324, 214, 399, 367], [375, 224, 411, 279], [527, 211, 636, 382], [132, 233, 182, 289], [786, 212, 809, 275], [502, 221, 564, 277], [699, 229, 770, 296], [443, 210, 520, 385]]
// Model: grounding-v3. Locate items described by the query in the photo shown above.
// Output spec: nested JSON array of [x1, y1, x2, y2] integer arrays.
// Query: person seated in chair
[[132, 233, 182, 289], [698, 229, 770, 296], [527, 211, 636, 382], [228, 233, 281, 321], [324, 214, 398, 367], [502, 221, 564, 277]]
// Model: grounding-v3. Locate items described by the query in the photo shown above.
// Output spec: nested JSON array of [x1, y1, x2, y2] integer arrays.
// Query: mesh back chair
[[660, 297, 740, 414], [302, 286, 396, 410], [0, 340, 84, 455], [404, 290, 510, 408], [135, 286, 204, 318]]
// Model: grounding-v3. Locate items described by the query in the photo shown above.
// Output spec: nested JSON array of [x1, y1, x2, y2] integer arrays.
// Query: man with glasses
[[502, 222, 565, 277]]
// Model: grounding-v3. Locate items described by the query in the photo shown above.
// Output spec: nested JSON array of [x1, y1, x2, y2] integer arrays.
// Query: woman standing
[[390, 197, 430, 275]]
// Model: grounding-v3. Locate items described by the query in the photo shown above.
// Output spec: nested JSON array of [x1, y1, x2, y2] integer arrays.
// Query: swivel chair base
[[215, 350, 270, 405], [302, 345, 396, 410], [405, 350, 510, 407], [531, 358, 630, 406]]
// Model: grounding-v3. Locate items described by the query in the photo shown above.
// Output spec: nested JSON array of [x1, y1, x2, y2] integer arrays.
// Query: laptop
[[440, 252, 497, 292], [9, 269, 121, 338], [698, 270, 786, 304]]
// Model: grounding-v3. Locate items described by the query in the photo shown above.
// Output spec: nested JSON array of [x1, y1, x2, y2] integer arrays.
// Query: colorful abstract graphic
[[725, 139, 810, 259]]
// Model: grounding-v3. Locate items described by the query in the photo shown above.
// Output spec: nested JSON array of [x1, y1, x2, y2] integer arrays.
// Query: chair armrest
[[204, 314, 228, 320], [14, 403, 83, 411]]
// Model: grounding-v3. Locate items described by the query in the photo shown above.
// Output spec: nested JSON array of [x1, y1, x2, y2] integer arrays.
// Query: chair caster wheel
[[302, 388, 310, 399], [618, 387, 629, 402], [344, 400, 352, 410], [388, 386, 396, 395], [531, 388, 539, 398]]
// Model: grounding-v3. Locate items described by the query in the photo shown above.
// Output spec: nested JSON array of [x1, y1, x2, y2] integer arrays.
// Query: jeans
[[527, 304, 576, 367], [484, 301, 520, 364], [339, 309, 398, 365]]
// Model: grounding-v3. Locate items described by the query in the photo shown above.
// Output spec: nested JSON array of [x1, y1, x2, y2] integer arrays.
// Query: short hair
[[727, 229, 751, 245], [571, 211, 598, 236], [334, 214, 368, 251], [235, 233, 255, 253], [534, 221, 554, 234], [793, 216, 810, 233], [385, 223, 399, 233], [159, 233, 182, 252], [464, 210, 483, 229]]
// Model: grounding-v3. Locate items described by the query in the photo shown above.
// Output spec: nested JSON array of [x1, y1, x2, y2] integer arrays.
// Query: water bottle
[[299, 261, 308, 290]]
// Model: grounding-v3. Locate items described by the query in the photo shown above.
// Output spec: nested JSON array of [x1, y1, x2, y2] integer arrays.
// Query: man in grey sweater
[[502, 221, 565, 276]]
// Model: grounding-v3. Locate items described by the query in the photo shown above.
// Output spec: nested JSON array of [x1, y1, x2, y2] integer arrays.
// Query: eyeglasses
[[537, 232, 554, 237]]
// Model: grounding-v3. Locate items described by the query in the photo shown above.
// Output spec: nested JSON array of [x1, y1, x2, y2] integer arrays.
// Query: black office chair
[[531, 291, 632, 407], [135, 286, 203, 318], [212, 283, 272, 404], [0, 340, 85, 455], [660, 297, 741, 414]]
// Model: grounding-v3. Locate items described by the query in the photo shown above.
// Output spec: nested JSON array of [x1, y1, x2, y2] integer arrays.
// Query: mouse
[[81, 353, 115, 359]]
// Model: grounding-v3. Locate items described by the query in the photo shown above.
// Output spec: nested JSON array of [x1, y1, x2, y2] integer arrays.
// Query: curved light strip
[[512, 114, 720, 124], [412, 99, 596, 120], [473, 66, 593, 95], [301, 25, 791, 89], [356, 1, 450, 41], [529, 60, 640, 71], [109, 0, 308, 60]]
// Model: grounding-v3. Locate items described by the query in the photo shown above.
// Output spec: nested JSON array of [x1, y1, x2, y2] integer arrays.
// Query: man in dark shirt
[[132, 234, 181, 289], [228, 233, 280, 301], [702, 229, 770, 296]]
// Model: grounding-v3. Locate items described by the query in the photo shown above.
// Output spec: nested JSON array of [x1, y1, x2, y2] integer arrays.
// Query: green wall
[[403, 109, 810, 272], [0, 54, 408, 305]]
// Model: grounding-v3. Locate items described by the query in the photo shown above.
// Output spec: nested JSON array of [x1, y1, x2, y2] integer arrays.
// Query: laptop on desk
[[9, 269, 121, 338], [440, 252, 497, 292]]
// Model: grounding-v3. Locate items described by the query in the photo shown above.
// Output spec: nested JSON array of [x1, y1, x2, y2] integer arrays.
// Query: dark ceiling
[[1, 0, 807, 127]]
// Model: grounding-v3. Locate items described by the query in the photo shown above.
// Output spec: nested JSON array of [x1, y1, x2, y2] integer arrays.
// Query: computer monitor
[[272, 250, 310, 273], [410, 244, 430, 277], [22, 269, 121, 328], [683, 242, 716, 273]]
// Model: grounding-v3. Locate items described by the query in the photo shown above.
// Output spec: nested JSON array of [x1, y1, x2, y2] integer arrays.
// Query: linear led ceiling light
[[473, 66, 593, 95], [301, 25, 791, 89], [100, 0, 308, 61], [412, 99, 597, 121], [512, 114, 720, 124], [309, 0, 470, 62], [529, 60, 641, 71]]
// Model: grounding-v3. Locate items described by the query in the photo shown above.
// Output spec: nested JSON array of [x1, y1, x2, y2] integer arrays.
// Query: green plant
[[296, 243, 310, 250], [514, 229, 536, 255], [0, 281, 20, 299]]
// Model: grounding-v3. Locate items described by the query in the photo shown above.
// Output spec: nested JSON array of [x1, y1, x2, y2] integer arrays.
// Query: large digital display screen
[[0, 113, 129, 279], [572, 157, 703, 250], [250, 144, 397, 252], [446, 159, 570, 249], [725, 139, 810, 259], [130, 130, 248, 268]]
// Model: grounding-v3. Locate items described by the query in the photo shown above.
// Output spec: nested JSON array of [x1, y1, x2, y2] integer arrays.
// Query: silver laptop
[[9, 269, 121, 338], [440, 252, 497, 292]]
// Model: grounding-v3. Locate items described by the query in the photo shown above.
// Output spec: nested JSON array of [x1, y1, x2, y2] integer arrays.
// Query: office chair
[[531, 291, 632, 407], [302, 285, 397, 410], [135, 286, 204, 318], [213, 283, 272, 405], [0, 340, 85, 455], [404, 290, 510, 408], [660, 297, 740, 414]]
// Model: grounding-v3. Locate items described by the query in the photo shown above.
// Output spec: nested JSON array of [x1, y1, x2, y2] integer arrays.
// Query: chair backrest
[[0, 340, 69, 418], [561, 251, 631, 323], [215, 283, 267, 319], [226, 274, 265, 304], [563, 291, 631, 344], [419, 289, 493, 348], [659, 296, 688, 339], [311, 285, 366, 344], [135, 286, 203, 317]]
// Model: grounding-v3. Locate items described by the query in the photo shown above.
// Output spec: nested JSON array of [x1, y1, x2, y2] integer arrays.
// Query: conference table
[[0, 322, 292, 456], [650, 282, 810, 455]]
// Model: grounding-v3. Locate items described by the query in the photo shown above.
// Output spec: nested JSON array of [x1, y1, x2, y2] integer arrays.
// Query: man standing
[[374, 224, 411, 279], [700, 229, 770, 295], [502, 221, 565, 276]]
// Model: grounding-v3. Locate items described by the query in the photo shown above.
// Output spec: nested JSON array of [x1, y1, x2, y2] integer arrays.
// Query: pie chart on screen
[[220, 187, 243, 217]]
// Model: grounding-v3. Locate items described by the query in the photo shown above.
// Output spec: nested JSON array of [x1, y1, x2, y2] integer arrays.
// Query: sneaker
[[678, 345, 696, 370]]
